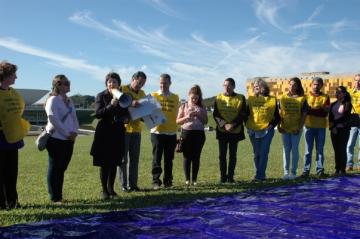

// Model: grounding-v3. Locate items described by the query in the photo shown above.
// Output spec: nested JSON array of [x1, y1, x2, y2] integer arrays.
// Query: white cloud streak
[[0, 37, 108, 80], [68, 11, 360, 98], [254, 0, 285, 31], [144, 0, 184, 19]]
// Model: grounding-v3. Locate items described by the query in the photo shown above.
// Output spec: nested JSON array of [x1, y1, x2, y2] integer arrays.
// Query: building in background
[[246, 72, 354, 101]]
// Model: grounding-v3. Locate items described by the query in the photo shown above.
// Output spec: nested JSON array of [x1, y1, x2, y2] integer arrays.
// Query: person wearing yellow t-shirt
[[302, 77, 330, 177], [119, 71, 146, 192], [246, 78, 279, 181], [0, 61, 30, 209], [346, 74, 360, 171], [150, 74, 179, 190], [278, 77, 308, 180], [213, 78, 247, 183]]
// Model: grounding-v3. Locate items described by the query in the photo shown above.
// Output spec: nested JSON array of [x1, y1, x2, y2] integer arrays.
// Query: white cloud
[[331, 41, 341, 50], [144, 0, 184, 19], [254, 0, 286, 31], [0, 37, 108, 80], [69, 12, 360, 97]]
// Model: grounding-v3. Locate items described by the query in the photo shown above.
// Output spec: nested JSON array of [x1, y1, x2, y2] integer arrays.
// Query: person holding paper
[[119, 71, 147, 192], [0, 61, 30, 209], [151, 73, 179, 190], [91, 72, 129, 199], [176, 85, 207, 186], [213, 78, 247, 183]]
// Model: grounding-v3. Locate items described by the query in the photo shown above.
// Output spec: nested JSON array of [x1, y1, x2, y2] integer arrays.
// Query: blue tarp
[[2, 175, 360, 238]]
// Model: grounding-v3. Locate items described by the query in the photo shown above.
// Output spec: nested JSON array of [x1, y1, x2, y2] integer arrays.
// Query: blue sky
[[1, 0, 360, 99]]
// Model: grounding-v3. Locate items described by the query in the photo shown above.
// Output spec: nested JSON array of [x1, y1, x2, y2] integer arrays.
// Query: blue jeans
[[282, 131, 302, 176], [119, 132, 141, 188], [249, 128, 274, 180], [346, 127, 360, 167], [303, 127, 326, 174]]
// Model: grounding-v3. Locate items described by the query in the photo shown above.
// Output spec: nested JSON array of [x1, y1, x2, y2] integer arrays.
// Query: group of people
[[1, 59, 360, 209]]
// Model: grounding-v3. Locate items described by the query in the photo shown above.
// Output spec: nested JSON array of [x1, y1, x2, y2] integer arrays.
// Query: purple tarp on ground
[[2, 175, 360, 239]]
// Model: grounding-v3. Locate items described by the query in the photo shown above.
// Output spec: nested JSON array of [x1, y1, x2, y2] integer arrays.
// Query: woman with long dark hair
[[176, 85, 208, 186], [329, 86, 352, 175], [278, 77, 308, 179]]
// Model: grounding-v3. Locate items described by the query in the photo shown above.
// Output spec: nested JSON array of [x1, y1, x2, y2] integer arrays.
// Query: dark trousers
[[100, 165, 116, 193], [331, 128, 350, 173], [151, 133, 177, 186], [218, 139, 239, 182], [182, 130, 205, 182], [0, 149, 18, 209], [46, 137, 74, 202]]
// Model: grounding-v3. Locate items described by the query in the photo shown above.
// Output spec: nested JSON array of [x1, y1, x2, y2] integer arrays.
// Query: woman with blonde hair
[[176, 85, 208, 186], [246, 78, 279, 181], [44, 74, 79, 204]]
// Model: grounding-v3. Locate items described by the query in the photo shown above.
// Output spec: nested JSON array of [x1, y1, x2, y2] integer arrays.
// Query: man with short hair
[[150, 73, 179, 190], [119, 71, 147, 192], [346, 74, 360, 171], [302, 77, 330, 177]]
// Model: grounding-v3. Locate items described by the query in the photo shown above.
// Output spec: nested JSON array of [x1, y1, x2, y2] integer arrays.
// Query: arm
[[94, 92, 117, 119], [269, 100, 280, 129], [213, 100, 226, 128], [176, 103, 187, 125], [308, 96, 330, 117]]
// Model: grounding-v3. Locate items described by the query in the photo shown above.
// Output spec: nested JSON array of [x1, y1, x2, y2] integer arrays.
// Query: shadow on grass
[[2, 172, 359, 226]]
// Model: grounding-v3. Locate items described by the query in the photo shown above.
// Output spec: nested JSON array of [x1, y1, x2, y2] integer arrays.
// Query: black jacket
[[90, 89, 129, 167]]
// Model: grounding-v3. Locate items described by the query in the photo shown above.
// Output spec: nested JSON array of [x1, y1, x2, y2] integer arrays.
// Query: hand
[[111, 98, 119, 106], [68, 132, 77, 141], [224, 123, 234, 132], [132, 100, 141, 107]]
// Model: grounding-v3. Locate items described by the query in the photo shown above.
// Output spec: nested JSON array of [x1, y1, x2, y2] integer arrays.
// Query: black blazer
[[90, 89, 129, 167]]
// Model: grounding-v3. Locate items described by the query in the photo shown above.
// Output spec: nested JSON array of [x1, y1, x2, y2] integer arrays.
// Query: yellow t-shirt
[[246, 95, 276, 131], [305, 93, 329, 128], [151, 92, 179, 133], [351, 89, 360, 114], [279, 95, 305, 133], [121, 85, 146, 133], [215, 93, 245, 134], [0, 88, 30, 143]]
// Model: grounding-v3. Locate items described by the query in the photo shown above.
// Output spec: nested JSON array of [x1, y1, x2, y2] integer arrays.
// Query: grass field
[[0, 119, 355, 227]]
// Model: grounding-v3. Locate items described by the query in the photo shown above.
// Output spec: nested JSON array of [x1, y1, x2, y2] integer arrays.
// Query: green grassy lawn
[[0, 122, 354, 226]]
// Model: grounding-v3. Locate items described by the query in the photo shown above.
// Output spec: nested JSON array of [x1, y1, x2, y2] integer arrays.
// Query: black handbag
[[175, 129, 184, 153]]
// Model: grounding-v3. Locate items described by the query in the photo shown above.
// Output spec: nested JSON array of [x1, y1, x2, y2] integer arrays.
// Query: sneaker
[[288, 175, 296, 180], [153, 184, 160, 190], [192, 181, 197, 186], [51, 200, 63, 205], [164, 182, 173, 188], [283, 174, 290, 180], [185, 180, 190, 186], [108, 191, 118, 198], [228, 178, 235, 183], [121, 187, 128, 192], [317, 171, 327, 178], [346, 166, 353, 172]]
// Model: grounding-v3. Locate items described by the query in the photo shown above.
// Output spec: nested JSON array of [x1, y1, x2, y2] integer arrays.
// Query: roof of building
[[15, 89, 49, 105]]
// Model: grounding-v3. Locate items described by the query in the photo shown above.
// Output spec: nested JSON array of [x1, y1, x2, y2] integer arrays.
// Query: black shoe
[[219, 178, 227, 184], [300, 172, 309, 178], [228, 178, 235, 183], [109, 190, 118, 197], [101, 191, 110, 200], [128, 186, 140, 192], [7, 201, 20, 209], [121, 187, 128, 192], [317, 171, 327, 178], [164, 182, 172, 188]]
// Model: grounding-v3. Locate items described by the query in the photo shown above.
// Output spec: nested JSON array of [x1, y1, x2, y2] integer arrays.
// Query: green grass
[[0, 123, 353, 226]]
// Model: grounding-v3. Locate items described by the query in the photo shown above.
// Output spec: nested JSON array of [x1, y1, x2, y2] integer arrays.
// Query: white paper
[[128, 94, 166, 129]]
